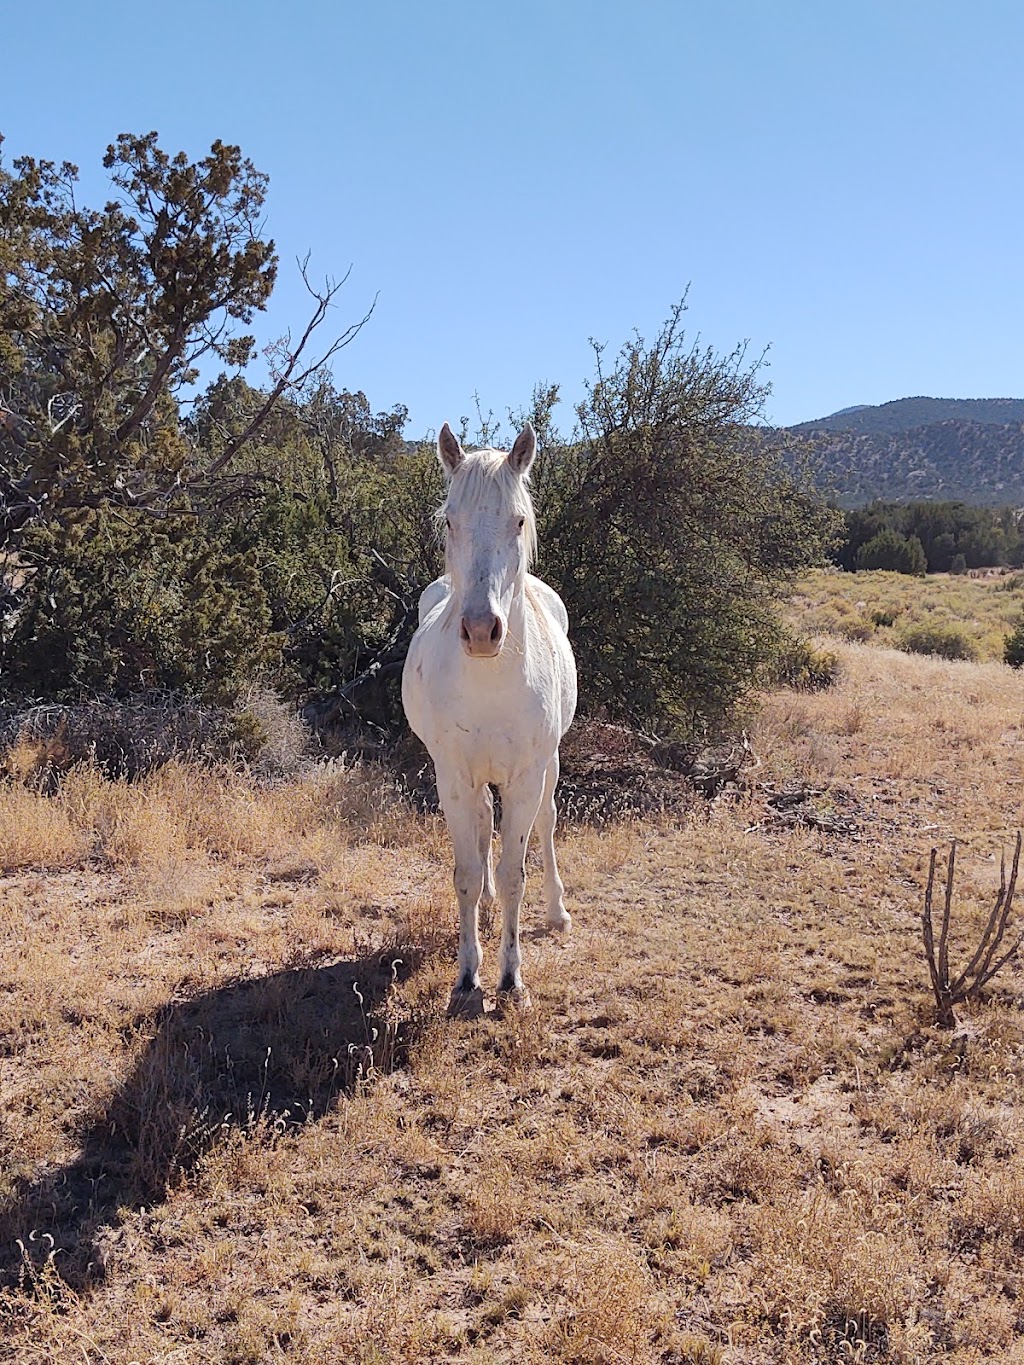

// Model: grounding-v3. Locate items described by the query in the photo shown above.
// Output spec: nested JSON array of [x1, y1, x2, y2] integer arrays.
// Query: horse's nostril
[[460, 613, 503, 652]]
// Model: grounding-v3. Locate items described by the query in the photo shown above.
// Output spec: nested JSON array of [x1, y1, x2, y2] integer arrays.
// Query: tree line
[[1, 131, 838, 742], [834, 502, 1024, 576]]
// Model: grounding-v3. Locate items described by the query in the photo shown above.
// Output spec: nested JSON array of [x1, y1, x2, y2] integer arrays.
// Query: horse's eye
[[517, 518, 525, 530], [445, 517, 451, 530]]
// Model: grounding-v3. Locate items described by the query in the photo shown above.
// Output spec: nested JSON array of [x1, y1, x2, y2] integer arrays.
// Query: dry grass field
[[5, 638, 1024, 1361], [790, 566, 1024, 662]]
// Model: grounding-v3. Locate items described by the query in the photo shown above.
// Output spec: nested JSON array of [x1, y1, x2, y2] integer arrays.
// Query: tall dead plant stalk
[[922, 833, 1023, 1028]]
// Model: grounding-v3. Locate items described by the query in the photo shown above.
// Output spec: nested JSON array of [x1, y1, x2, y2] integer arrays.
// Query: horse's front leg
[[478, 783, 496, 917], [495, 769, 547, 998], [436, 771, 487, 1012]]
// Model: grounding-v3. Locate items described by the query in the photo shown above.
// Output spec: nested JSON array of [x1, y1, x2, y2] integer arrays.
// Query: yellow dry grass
[[3, 650, 1024, 1361]]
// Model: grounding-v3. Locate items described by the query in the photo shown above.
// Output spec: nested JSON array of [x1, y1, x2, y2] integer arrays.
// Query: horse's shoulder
[[525, 574, 570, 636]]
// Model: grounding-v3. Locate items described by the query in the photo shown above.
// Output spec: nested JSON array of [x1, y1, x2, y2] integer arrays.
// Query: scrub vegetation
[[1, 131, 834, 742], [789, 566, 1024, 663]]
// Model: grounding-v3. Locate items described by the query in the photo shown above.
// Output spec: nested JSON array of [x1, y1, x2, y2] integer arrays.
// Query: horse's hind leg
[[535, 753, 571, 933], [495, 771, 546, 997]]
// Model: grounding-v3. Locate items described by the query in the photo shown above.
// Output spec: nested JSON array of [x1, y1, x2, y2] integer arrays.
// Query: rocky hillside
[[791, 398, 1024, 506]]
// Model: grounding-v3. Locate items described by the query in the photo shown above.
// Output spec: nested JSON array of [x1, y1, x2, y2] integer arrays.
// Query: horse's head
[[437, 422, 538, 658]]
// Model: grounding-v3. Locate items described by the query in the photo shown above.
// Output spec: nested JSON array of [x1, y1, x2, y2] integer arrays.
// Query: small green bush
[[773, 637, 841, 690], [835, 618, 874, 643], [898, 624, 976, 661], [1004, 620, 1024, 668], [855, 530, 927, 575]]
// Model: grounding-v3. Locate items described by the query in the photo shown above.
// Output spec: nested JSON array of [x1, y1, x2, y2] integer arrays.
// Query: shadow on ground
[[0, 945, 422, 1290]]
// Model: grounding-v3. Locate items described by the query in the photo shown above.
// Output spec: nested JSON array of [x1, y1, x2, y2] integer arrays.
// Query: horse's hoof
[[547, 910, 572, 935], [446, 986, 486, 1020]]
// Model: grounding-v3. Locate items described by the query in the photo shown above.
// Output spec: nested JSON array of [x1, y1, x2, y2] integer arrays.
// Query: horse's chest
[[447, 673, 552, 740], [409, 655, 557, 782]]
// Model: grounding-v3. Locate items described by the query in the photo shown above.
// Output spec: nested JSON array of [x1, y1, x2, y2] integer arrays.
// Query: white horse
[[402, 421, 577, 1013]]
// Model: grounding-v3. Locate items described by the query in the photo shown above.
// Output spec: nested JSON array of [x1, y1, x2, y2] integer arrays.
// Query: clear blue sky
[[3, 0, 1022, 437]]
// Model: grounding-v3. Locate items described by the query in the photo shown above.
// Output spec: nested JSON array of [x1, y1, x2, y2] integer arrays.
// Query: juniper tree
[[0, 131, 371, 700], [529, 302, 839, 737]]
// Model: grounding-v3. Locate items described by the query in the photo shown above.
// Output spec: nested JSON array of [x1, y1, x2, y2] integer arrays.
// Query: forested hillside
[[793, 395, 1024, 436], [791, 400, 1024, 507]]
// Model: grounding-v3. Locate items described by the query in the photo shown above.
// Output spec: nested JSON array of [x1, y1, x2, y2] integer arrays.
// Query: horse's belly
[[449, 731, 531, 789]]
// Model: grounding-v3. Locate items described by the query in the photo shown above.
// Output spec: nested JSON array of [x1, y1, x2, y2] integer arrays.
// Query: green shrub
[[531, 304, 839, 738], [1004, 620, 1024, 668], [4, 510, 281, 703], [772, 637, 841, 690], [898, 624, 976, 661], [855, 530, 927, 575], [870, 607, 899, 627]]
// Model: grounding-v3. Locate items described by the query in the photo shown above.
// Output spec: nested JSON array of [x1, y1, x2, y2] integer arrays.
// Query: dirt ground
[[4, 641, 1024, 1361]]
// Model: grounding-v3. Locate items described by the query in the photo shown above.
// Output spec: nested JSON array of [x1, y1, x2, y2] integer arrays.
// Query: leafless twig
[[922, 834, 1023, 1028]]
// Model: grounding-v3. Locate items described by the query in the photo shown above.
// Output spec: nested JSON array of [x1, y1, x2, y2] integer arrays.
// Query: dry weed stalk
[[922, 833, 1023, 1028]]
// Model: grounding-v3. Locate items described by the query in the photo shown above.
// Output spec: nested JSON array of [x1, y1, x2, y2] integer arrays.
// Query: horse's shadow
[[1, 945, 420, 1290]]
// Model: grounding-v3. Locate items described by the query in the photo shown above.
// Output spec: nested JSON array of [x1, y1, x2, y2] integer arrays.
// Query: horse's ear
[[507, 422, 537, 475], [437, 422, 464, 476]]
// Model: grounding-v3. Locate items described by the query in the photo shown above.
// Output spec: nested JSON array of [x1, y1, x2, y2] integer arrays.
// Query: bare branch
[[921, 834, 1023, 1029], [937, 840, 955, 1004], [202, 266, 376, 481]]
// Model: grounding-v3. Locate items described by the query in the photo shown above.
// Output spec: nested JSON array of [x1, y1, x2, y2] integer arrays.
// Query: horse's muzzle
[[460, 612, 504, 657]]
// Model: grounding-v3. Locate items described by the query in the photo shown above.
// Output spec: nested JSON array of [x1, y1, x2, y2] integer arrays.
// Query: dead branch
[[1, 259, 377, 545], [202, 260, 376, 483], [922, 834, 1024, 1029]]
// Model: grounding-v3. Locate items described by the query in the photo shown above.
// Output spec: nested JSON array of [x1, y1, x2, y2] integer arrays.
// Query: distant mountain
[[793, 396, 1024, 437], [788, 398, 1024, 507]]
